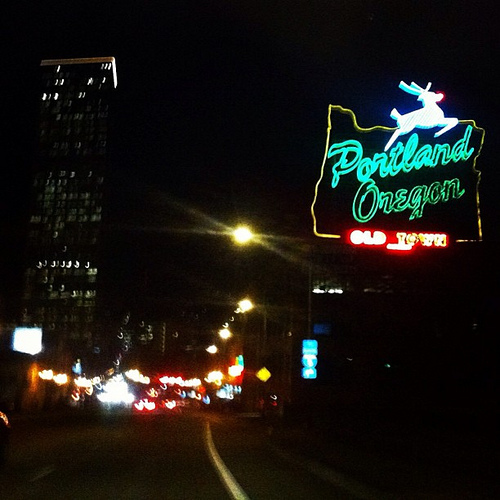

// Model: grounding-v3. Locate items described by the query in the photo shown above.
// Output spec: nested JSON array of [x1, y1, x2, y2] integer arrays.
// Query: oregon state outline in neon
[[311, 89, 485, 242]]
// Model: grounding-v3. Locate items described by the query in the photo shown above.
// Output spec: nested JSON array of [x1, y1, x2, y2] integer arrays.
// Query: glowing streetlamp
[[236, 298, 254, 314], [232, 225, 254, 245], [218, 327, 232, 340]]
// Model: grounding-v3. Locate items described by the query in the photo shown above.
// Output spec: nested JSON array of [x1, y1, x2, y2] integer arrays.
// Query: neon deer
[[384, 81, 458, 151]]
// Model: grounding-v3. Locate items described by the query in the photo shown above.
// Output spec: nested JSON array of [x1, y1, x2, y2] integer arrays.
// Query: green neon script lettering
[[328, 125, 473, 222], [328, 140, 361, 188], [353, 180, 378, 223], [329, 125, 474, 185], [353, 178, 465, 223]]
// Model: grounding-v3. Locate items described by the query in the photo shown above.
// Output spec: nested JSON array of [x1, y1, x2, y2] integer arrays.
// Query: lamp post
[[228, 225, 305, 415]]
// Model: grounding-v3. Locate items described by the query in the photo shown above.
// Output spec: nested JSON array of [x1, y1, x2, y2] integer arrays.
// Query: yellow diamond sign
[[256, 367, 271, 382]]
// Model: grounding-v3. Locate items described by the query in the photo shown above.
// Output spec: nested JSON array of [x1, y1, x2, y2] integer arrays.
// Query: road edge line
[[204, 421, 250, 500]]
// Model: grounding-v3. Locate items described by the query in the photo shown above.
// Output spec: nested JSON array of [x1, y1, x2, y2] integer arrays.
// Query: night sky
[[1, 1, 499, 320]]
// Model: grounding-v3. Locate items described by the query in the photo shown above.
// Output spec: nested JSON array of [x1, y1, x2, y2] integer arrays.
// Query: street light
[[232, 225, 254, 245], [236, 298, 254, 314], [218, 327, 232, 340], [229, 224, 315, 413]]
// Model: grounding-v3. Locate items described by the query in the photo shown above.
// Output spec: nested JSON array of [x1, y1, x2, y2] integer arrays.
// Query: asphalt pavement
[[5, 403, 498, 499]]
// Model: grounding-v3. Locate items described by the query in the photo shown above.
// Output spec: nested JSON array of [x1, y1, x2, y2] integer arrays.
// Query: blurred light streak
[[125, 369, 150, 384], [205, 371, 223, 386], [146, 388, 159, 398], [53, 373, 68, 385], [97, 375, 135, 404], [74, 376, 92, 388], [228, 365, 243, 377], [39, 369, 54, 380], [159, 376, 201, 387], [163, 399, 177, 410], [134, 399, 156, 411]]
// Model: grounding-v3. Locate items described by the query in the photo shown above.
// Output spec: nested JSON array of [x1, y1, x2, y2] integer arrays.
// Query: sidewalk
[[264, 405, 499, 499]]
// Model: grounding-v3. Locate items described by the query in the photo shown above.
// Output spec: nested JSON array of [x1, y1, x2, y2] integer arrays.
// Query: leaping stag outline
[[384, 81, 458, 151]]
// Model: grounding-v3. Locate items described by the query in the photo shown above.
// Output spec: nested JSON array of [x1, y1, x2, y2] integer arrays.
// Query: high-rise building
[[20, 57, 117, 363]]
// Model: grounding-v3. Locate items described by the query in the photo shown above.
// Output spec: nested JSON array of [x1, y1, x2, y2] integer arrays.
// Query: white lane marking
[[204, 421, 250, 500], [29, 465, 56, 482]]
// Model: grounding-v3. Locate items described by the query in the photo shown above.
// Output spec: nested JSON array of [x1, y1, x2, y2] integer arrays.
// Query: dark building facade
[[20, 57, 117, 362]]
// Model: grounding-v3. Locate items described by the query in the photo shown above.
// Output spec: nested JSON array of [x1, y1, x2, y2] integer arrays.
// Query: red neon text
[[348, 229, 448, 251]]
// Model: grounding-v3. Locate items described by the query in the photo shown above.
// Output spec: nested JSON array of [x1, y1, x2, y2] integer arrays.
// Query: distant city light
[[53, 373, 68, 385], [158, 376, 201, 387], [164, 399, 177, 410], [125, 369, 150, 384], [134, 399, 156, 412], [38, 369, 69, 385], [205, 371, 223, 386], [97, 375, 135, 405], [74, 376, 92, 388], [228, 364, 244, 377], [312, 287, 343, 294], [39, 369, 54, 380]]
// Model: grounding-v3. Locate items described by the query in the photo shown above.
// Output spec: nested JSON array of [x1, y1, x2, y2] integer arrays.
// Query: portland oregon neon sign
[[311, 81, 485, 244]]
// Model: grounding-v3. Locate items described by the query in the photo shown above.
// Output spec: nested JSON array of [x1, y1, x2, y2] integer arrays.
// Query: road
[[0, 407, 358, 500]]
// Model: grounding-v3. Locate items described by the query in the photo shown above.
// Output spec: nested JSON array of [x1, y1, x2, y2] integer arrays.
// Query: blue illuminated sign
[[302, 367, 317, 379], [302, 339, 318, 355], [302, 339, 318, 379]]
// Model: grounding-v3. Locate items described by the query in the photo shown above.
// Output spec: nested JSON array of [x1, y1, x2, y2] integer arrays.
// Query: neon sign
[[312, 81, 485, 242], [348, 229, 448, 251], [385, 81, 458, 151]]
